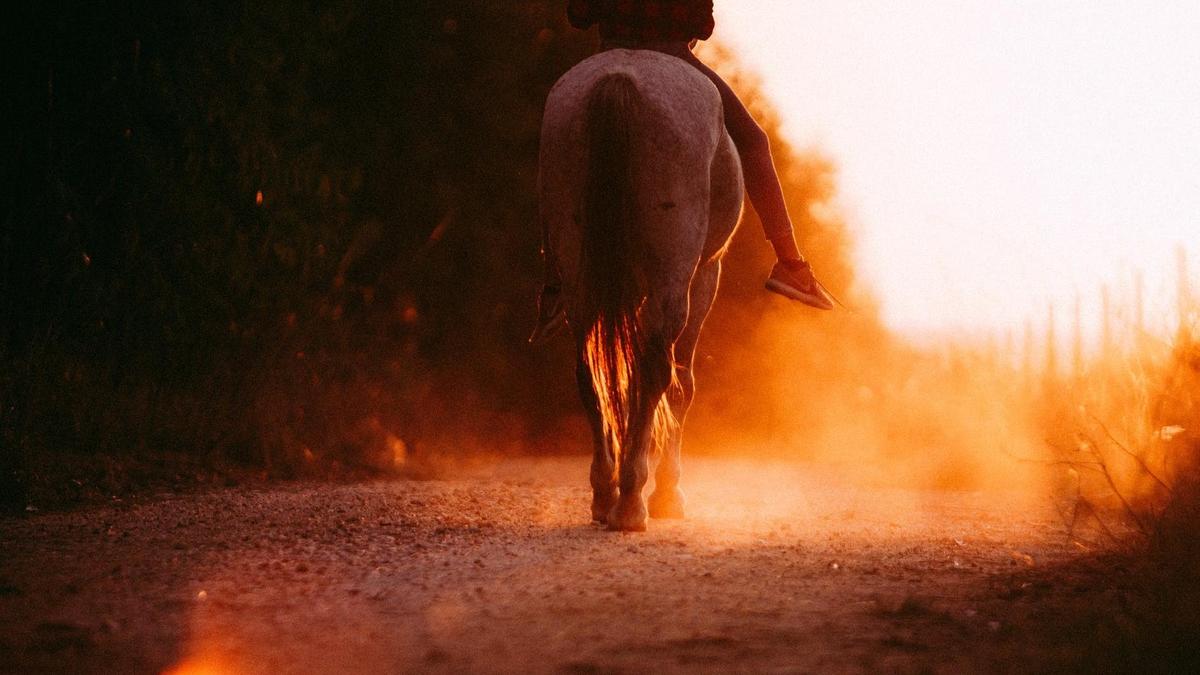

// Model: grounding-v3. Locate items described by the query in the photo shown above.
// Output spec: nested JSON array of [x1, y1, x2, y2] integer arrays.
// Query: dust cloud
[[669, 46, 1050, 499]]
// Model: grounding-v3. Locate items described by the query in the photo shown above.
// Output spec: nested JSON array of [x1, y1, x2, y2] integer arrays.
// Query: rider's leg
[[678, 53, 799, 257], [598, 39, 805, 262], [680, 51, 833, 310]]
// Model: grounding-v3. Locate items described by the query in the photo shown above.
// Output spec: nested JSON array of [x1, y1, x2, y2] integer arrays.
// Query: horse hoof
[[606, 498, 648, 532], [648, 487, 685, 519], [592, 490, 618, 524]]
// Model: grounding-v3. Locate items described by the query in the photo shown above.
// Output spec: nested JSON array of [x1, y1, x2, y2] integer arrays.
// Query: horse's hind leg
[[608, 336, 675, 532], [649, 261, 721, 519], [577, 356, 617, 523]]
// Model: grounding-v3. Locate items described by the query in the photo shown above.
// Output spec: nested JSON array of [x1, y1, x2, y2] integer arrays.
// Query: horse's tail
[[578, 73, 677, 475]]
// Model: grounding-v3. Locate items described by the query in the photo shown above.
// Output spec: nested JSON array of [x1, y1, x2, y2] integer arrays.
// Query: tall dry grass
[[1025, 253, 1199, 667], [1038, 259, 1198, 543]]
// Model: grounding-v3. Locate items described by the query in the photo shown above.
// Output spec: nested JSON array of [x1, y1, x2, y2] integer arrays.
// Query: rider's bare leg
[[674, 48, 832, 309]]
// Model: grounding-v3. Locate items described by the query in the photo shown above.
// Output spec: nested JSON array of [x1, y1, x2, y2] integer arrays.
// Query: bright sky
[[715, 1, 1200, 342]]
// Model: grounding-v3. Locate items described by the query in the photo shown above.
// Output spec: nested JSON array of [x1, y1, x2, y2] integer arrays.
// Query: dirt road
[[0, 456, 1123, 674]]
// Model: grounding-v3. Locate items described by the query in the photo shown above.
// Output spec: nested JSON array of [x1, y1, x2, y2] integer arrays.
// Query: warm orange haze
[[680, 1, 1199, 516], [716, 1, 1200, 342], [3, 2, 1198, 673]]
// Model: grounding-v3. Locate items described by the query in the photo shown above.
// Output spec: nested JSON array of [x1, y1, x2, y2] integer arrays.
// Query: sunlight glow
[[715, 0, 1200, 341]]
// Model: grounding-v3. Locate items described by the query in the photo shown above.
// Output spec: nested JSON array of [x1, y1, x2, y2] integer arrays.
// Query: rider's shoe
[[528, 284, 568, 344], [765, 258, 835, 310]]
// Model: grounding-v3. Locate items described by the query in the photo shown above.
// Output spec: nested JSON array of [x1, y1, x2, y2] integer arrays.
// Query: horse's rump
[[539, 50, 725, 311], [538, 49, 742, 529]]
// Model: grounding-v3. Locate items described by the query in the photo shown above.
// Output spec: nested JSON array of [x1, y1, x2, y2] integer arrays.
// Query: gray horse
[[539, 49, 744, 531]]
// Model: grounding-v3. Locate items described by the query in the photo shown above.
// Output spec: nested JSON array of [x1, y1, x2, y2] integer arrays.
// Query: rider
[[531, 0, 834, 344]]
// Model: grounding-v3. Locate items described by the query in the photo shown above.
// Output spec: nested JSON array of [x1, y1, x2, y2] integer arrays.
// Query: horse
[[539, 49, 744, 532]]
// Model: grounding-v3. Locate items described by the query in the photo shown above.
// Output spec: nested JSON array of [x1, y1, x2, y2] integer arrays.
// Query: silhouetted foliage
[[1, 1, 869, 506], [2, 2, 587, 500]]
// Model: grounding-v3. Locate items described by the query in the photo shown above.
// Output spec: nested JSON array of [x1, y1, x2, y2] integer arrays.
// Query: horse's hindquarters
[[538, 49, 742, 531], [540, 49, 729, 310], [705, 130, 745, 262]]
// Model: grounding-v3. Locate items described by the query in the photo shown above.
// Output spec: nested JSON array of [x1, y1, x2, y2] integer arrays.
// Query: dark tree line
[[1, 1, 869, 507]]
